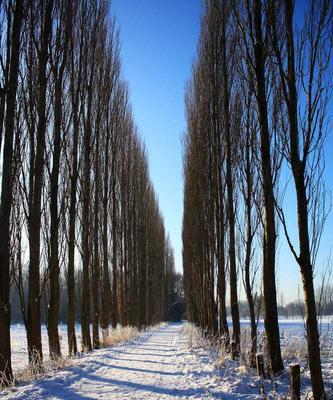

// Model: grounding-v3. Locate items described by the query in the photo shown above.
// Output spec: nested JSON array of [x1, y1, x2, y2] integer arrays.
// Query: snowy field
[[10, 323, 81, 371], [3, 319, 333, 399]]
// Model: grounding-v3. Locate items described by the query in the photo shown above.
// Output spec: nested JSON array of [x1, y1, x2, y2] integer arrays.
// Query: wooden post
[[256, 353, 265, 378], [290, 364, 300, 400]]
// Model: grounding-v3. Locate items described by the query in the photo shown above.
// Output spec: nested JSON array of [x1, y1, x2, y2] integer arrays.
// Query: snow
[[3, 320, 333, 399], [10, 323, 76, 371]]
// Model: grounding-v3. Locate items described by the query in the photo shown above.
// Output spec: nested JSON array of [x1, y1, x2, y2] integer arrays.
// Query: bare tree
[[220, 0, 241, 352], [23, 0, 54, 366], [0, 0, 23, 384], [47, 0, 72, 359], [268, 0, 333, 397], [80, 0, 105, 352], [65, 0, 83, 357], [231, 0, 284, 373], [237, 86, 260, 364]]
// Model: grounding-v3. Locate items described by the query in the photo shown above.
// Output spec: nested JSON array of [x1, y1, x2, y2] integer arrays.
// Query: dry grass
[[182, 322, 207, 349], [183, 323, 257, 366], [0, 351, 74, 391], [15, 351, 73, 384], [0, 371, 12, 389], [100, 322, 168, 347], [181, 322, 333, 399], [182, 322, 220, 352], [182, 323, 290, 398], [282, 335, 308, 360], [101, 325, 140, 347]]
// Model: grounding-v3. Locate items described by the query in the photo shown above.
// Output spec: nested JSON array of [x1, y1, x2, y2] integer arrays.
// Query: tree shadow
[[35, 368, 211, 399], [136, 346, 175, 352], [107, 350, 175, 357], [89, 360, 184, 377], [104, 357, 174, 366]]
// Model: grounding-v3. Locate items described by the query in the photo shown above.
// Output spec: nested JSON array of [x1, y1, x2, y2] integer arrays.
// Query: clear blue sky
[[111, 0, 202, 275], [111, 0, 333, 303]]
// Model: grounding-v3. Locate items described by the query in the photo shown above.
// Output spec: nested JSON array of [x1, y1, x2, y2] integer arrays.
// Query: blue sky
[[111, 0, 333, 302], [111, 0, 202, 275]]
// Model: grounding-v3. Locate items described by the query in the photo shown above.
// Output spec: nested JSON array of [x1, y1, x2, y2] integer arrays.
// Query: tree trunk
[[101, 123, 111, 334], [66, 7, 85, 356], [47, 78, 62, 359], [27, 0, 53, 366], [252, 0, 283, 374], [244, 116, 257, 364], [302, 261, 325, 399], [111, 143, 118, 329], [48, 0, 71, 359], [0, 0, 23, 384], [67, 95, 79, 356], [92, 125, 100, 349], [221, 1, 240, 351], [283, 2, 325, 396], [244, 197, 257, 363], [81, 107, 92, 351]]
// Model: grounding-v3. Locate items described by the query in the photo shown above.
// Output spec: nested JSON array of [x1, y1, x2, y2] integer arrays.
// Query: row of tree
[[9, 244, 182, 324], [0, 0, 174, 386], [11, 282, 333, 325], [182, 0, 332, 399]]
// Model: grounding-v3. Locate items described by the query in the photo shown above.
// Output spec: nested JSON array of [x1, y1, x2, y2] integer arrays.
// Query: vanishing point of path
[[6, 323, 229, 400]]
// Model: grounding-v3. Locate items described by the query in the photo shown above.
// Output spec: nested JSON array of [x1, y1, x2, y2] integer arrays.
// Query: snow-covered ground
[[10, 323, 82, 371], [3, 319, 333, 399]]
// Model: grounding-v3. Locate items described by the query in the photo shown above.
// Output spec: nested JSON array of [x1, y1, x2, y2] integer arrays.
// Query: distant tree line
[[164, 268, 186, 322], [0, 0, 176, 386], [182, 1, 332, 399], [233, 298, 333, 320], [9, 239, 182, 324]]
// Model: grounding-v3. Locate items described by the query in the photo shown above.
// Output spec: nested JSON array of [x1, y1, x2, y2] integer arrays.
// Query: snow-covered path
[[5, 323, 221, 400], [4, 321, 333, 399]]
